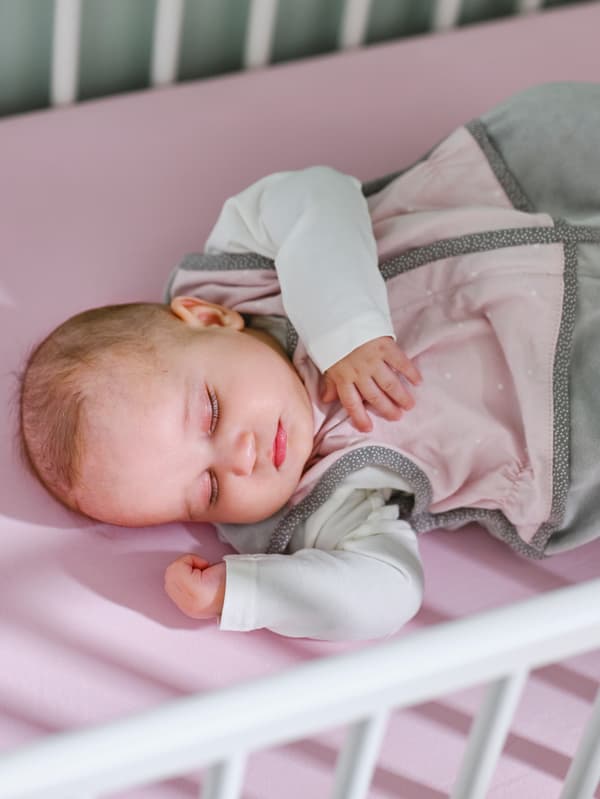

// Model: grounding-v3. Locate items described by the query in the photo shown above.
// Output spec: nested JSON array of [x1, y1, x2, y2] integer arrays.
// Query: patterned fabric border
[[465, 119, 534, 213], [266, 446, 432, 554]]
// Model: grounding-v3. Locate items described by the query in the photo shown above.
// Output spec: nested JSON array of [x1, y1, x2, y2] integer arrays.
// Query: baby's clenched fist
[[164, 554, 226, 619]]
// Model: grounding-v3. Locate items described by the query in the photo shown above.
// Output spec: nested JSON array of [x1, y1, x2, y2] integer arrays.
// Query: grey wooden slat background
[[0, 0, 590, 118]]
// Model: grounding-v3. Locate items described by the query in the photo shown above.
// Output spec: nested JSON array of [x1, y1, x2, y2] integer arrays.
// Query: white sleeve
[[218, 504, 423, 641], [204, 166, 395, 372]]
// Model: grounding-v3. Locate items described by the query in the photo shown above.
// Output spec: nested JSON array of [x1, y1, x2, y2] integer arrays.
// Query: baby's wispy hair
[[17, 302, 181, 511]]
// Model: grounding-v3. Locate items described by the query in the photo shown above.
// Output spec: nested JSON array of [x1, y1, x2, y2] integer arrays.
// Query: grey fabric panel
[[481, 82, 600, 555], [546, 242, 600, 554], [480, 82, 600, 226]]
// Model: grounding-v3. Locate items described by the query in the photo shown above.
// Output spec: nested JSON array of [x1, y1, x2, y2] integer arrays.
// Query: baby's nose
[[230, 431, 256, 476]]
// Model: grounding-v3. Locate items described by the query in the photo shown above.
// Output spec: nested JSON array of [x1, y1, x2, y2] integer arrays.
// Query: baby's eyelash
[[209, 470, 219, 507], [209, 388, 220, 434], [208, 388, 220, 505]]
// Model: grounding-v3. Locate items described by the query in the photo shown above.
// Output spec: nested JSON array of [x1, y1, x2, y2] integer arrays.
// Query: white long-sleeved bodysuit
[[203, 167, 424, 640]]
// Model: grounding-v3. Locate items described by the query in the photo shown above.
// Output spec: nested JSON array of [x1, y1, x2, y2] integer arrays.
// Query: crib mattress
[[1, 4, 600, 797]]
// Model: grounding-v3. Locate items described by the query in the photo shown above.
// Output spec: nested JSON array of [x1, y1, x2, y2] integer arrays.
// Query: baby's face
[[75, 298, 315, 527]]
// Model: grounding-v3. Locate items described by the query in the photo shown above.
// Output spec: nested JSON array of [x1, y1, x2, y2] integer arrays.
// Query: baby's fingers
[[320, 374, 339, 404], [387, 347, 422, 386], [372, 363, 415, 412], [181, 554, 211, 571], [336, 381, 373, 433]]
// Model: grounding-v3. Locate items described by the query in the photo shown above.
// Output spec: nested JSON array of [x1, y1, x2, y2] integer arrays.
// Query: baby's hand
[[164, 554, 226, 620], [320, 336, 421, 433]]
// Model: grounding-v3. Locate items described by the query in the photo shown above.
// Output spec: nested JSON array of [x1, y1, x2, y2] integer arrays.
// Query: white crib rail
[[150, 0, 185, 87], [50, 0, 81, 106], [1, 578, 599, 799], [338, 0, 373, 49]]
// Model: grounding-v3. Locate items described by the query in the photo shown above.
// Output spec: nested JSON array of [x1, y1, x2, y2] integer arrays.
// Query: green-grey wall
[[0, 0, 591, 117]]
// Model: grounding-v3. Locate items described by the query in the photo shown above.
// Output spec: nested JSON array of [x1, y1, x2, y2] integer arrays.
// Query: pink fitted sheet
[[1, 4, 600, 797]]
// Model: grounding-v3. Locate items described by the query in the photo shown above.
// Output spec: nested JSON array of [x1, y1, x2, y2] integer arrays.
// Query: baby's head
[[19, 297, 315, 527]]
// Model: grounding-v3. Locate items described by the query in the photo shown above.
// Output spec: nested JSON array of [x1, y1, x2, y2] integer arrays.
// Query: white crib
[[1, 580, 600, 798]]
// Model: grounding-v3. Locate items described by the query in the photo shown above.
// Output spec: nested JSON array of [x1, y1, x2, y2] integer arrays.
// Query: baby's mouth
[[272, 421, 287, 468]]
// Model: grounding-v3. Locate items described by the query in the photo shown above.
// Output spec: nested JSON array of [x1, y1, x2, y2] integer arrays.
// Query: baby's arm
[[205, 167, 420, 430], [165, 499, 423, 641]]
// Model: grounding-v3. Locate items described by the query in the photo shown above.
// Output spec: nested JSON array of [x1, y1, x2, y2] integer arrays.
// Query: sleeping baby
[[18, 82, 600, 640]]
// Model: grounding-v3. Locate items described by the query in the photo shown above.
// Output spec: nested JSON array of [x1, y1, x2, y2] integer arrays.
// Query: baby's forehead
[[87, 346, 165, 397], [88, 325, 244, 399]]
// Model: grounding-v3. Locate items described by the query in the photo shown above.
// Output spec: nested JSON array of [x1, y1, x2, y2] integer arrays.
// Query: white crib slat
[[51, 0, 82, 106], [516, 0, 544, 12], [201, 755, 246, 799], [244, 0, 279, 69], [338, 0, 373, 49], [559, 687, 600, 799], [330, 710, 389, 799], [151, 0, 185, 87], [431, 0, 463, 32], [450, 669, 528, 799]]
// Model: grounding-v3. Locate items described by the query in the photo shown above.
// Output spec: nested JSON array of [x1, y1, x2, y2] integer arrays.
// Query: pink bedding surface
[[1, 4, 600, 797]]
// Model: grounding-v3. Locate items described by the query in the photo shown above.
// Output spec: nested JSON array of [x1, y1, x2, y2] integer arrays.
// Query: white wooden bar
[[450, 669, 528, 798], [338, 0, 373, 50], [560, 687, 600, 799], [51, 0, 82, 106], [201, 754, 247, 799], [517, 0, 545, 13], [151, 0, 185, 87], [431, 0, 463, 32], [1, 579, 599, 799], [244, 0, 279, 69], [331, 710, 389, 799]]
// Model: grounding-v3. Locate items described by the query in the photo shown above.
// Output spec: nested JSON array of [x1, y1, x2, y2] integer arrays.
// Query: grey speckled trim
[[380, 222, 572, 281], [162, 251, 278, 304], [466, 119, 534, 212], [162, 250, 300, 361], [529, 240, 577, 553], [179, 223, 596, 360], [266, 446, 432, 555]]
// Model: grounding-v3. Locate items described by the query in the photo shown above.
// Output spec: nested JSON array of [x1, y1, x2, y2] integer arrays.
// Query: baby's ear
[[170, 296, 244, 331]]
